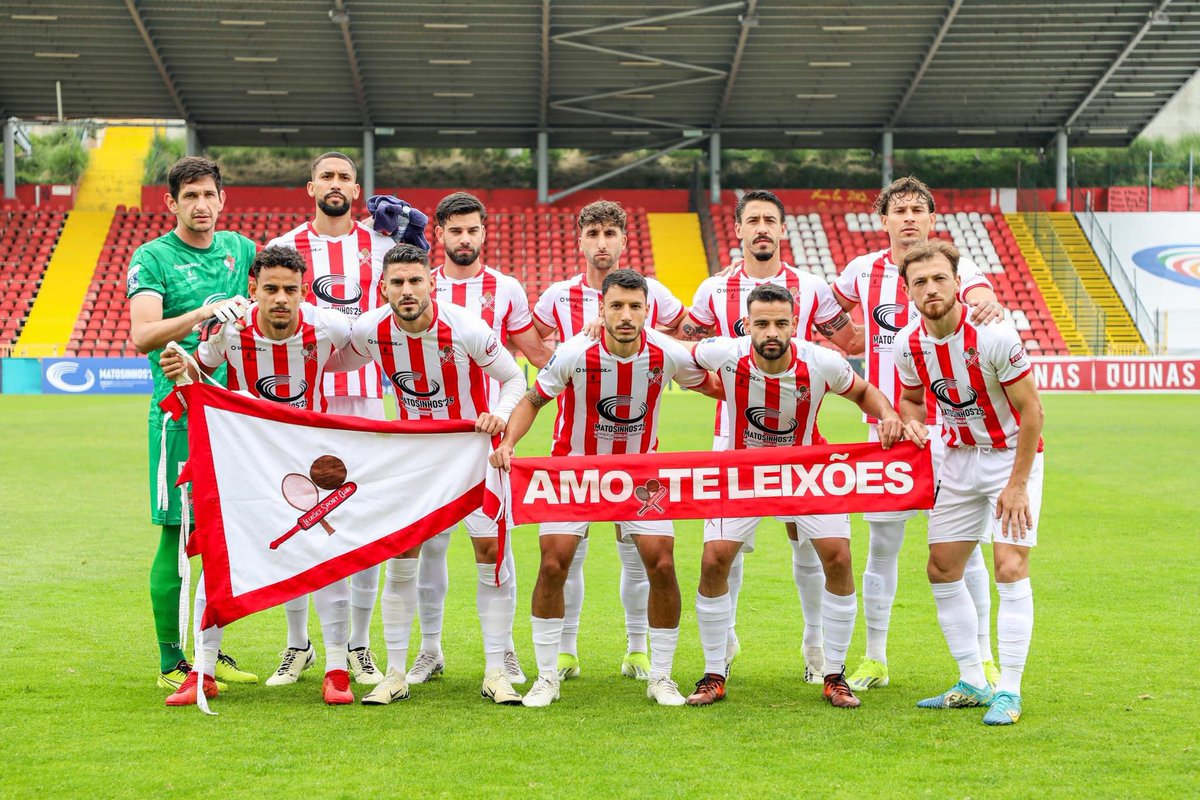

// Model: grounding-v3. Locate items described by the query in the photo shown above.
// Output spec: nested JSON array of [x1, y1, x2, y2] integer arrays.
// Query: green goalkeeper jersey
[[126, 229, 257, 425]]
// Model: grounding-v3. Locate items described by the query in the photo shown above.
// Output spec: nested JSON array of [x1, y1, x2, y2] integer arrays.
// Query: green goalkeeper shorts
[[148, 421, 190, 526]]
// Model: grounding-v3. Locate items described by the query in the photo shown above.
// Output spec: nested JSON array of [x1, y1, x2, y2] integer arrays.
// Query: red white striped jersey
[[689, 263, 843, 437], [432, 264, 534, 340], [532, 272, 686, 341], [693, 336, 856, 449], [894, 314, 1035, 450], [196, 302, 352, 413], [267, 220, 394, 400], [833, 247, 992, 424], [534, 328, 707, 457], [349, 300, 505, 421]]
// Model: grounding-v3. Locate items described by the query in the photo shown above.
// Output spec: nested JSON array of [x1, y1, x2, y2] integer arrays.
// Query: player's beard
[[447, 245, 480, 266], [922, 294, 957, 321], [588, 253, 616, 272], [605, 320, 642, 344], [752, 336, 787, 360], [267, 308, 294, 331], [392, 296, 430, 322], [318, 194, 352, 217], [747, 238, 777, 262]]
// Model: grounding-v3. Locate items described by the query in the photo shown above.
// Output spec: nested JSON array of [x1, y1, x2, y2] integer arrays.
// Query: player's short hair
[[601, 268, 648, 298], [167, 156, 222, 200], [250, 245, 307, 279], [746, 282, 796, 314], [578, 200, 627, 232], [735, 189, 785, 223], [435, 191, 487, 226], [382, 243, 431, 272], [311, 151, 358, 178], [899, 239, 959, 281], [874, 175, 936, 216]]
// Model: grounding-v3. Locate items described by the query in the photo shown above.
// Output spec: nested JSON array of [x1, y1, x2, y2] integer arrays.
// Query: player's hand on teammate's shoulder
[[967, 298, 1004, 325], [582, 317, 603, 340], [475, 413, 506, 436], [489, 442, 514, 472]]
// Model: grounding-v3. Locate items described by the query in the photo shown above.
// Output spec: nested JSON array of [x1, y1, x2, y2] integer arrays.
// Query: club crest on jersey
[[302, 342, 318, 363], [256, 376, 309, 405], [390, 370, 443, 397], [480, 291, 496, 310], [312, 274, 363, 306], [358, 247, 371, 267], [871, 303, 907, 333], [438, 344, 457, 365], [793, 384, 811, 403], [930, 378, 978, 409], [964, 346, 981, 368], [224, 254, 236, 273], [646, 366, 664, 387], [596, 395, 648, 424], [745, 406, 799, 435]]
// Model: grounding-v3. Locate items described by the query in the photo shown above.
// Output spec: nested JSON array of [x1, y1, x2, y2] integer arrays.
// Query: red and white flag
[[509, 441, 934, 524], [162, 383, 496, 628]]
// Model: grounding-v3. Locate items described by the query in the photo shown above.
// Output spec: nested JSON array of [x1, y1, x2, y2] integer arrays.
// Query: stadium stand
[[63, 203, 659, 356], [0, 208, 67, 352], [709, 201, 1071, 356]]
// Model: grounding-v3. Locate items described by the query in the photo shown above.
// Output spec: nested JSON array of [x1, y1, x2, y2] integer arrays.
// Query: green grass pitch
[[0, 392, 1196, 798]]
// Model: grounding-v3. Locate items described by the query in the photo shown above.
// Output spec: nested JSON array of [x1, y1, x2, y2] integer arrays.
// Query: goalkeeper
[[127, 156, 260, 694]]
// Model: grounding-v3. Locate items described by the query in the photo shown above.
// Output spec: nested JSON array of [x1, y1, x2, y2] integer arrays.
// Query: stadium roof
[[1, 0, 1198, 151]]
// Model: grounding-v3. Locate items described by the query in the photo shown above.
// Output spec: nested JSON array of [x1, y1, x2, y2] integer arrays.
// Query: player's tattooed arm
[[678, 317, 713, 342], [817, 312, 865, 355], [814, 312, 851, 337], [525, 387, 552, 409]]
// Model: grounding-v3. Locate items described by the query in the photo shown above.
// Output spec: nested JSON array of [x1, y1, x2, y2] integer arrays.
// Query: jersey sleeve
[[660, 336, 707, 388], [893, 329, 923, 390], [534, 337, 577, 399], [502, 276, 535, 334], [832, 262, 860, 304], [692, 336, 736, 372], [687, 280, 718, 327], [532, 285, 558, 328], [957, 256, 993, 298], [812, 279, 844, 324], [349, 313, 374, 358], [126, 246, 166, 300], [810, 344, 857, 396], [989, 324, 1033, 385], [650, 280, 685, 326], [320, 306, 354, 350], [465, 316, 504, 369]]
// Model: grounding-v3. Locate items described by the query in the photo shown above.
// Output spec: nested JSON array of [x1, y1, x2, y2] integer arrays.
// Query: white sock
[[531, 616, 564, 680], [696, 592, 732, 676], [504, 540, 518, 652], [996, 578, 1033, 695], [821, 590, 857, 676], [476, 561, 515, 673], [963, 545, 994, 662], [193, 583, 224, 678], [416, 530, 451, 655], [314, 582, 350, 673], [727, 550, 744, 648], [648, 627, 679, 681], [863, 519, 905, 663], [931, 579, 986, 688], [348, 564, 380, 651], [617, 538, 649, 653], [790, 538, 824, 649], [561, 537, 587, 656], [381, 558, 419, 674], [284, 594, 309, 650]]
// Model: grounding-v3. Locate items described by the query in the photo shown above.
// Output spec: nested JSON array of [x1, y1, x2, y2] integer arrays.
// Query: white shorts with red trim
[[863, 422, 945, 522], [326, 395, 387, 421], [928, 447, 1043, 547], [433, 506, 498, 539], [538, 519, 674, 540], [703, 513, 850, 553]]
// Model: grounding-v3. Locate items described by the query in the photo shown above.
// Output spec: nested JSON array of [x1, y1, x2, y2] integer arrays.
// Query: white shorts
[[863, 422, 945, 522], [928, 447, 1043, 547], [436, 507, 497, 539], [712, 434, 729, 452], [538, 519, 674, 540], [703, 513, 850, 553], [326, 395, 387, 420]]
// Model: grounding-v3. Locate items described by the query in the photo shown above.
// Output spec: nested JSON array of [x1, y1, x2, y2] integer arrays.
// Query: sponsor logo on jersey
[[596, 395, 648, 424], [484, 337, 499, 358], [256, 376, 309, 403], [930, 378, 978, 409], [312, 274, 363, 306], [127, 264, 140, 295], [202, 293, 228, 307], [45, 361, 96, 393], [390, 370, 442, 397], [1008, 343, 1028, 368], [745, 406, 799, 435], [732, 318, 747, 336], [871, 303, 907, 333]]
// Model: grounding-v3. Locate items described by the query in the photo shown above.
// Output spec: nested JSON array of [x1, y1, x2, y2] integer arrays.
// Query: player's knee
[[477, 560, 511, 587], [821, 545, 853, 579], [641, 549, 676, 585], [384, 558, 419, 592], [926, 558, 961, 583], [700, 548, 733, 580], [472, 537, 500, 565], [992, 550, 1029, 584], [538, 551, 573, 585]]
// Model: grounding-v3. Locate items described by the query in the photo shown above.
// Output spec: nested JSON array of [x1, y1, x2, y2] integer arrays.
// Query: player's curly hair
[[898, 239, 960, 281], [435, 192, 487, 226], [250, 245, 308, 278], [735, 189, 785, 223], [383, 243, 431, 272], [311, 151, 357, 178], [874, 176, 936, 216], [746, 282, 795, 313], [578, 200, 626, 232], [167, 156, 222, 200], [601, 268, 647, 297]]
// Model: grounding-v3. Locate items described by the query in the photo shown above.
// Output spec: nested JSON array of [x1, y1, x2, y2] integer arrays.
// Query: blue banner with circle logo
[[42, 358, 154, 394]]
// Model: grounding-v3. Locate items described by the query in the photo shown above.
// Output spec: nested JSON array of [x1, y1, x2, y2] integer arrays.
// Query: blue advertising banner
[[42, 357, 154, 394]]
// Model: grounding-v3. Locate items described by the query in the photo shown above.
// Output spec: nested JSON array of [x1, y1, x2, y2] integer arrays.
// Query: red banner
[[1032, 356, 1200, 392], [510, 441, 934, 524]]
